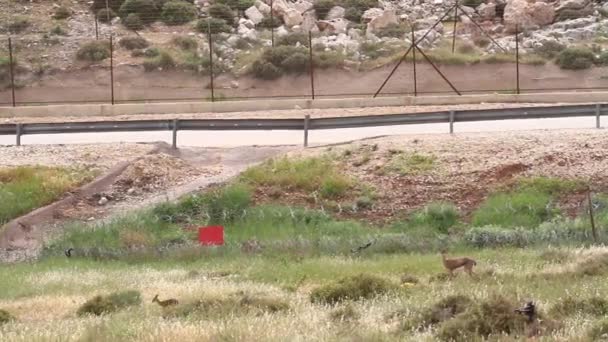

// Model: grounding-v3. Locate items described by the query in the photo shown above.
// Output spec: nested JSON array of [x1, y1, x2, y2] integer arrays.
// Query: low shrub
[[280, 53, 309, 73], [344, 7, 363, 22], [258, 16, 283, 28], [330, 304, 360, 322], [313, 0, 338, 20], [50, 25, 68, 36], [589, 319, 608, 341], [120, 0, 160, 24], [550, 296, 608, 317], [556, 47, 596, 70], [123, 13, 144, 30], [387, 153, 435, 175], [76, 41, 111, 62], [251, 61, 282, 79], [277, 33, 309, 47], [171, 36, 198, 50], [143, 50, 176, 71], [77, 290, 142, 316], [53, 6, 72, 20], [161, 0, 197, 25], [375, 23, 409, 38], [196, 18, 232, 34], [407, 202, 459, 234], [310, 274, 396, 305], [436, 295, 527, 341], [456, 42, 476, 54], [119, 36, 149, 50], [533, 40, 565, 59], [313, 50, 345, 69], [320, 175, 351, 199], [0, 309, 15, 325], [406, 295, 473, 330], [163, 293, 289, 318], [597, 51, 608, 66], [8, 17, 30, 34], [97, 8, 117, 22], [143, 47, 160, 57], [208, 4, 234, 22]]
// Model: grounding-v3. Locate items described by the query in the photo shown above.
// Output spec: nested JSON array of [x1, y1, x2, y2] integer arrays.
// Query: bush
[[120, 0, 159, 24], [163, 293, 289, 318], [408, 202, 459, 233], [172, 36, 198, 50], [280, 52, 309, 73], [97, 8, 117, 23], [123, 13, 144, 30], [313, 50, 345, 69], [407, 295, 473, 329], [556, 47, 596, 70], [258, 16, 283, 28], [461, 0, 483, 7], [457, 42, 476, 54], [76, 41, 111, 62], [77, 290, 142, 316], [196, 18, 232, 34], [208, 4, 234, 22], [344, 7, 363, 22], [320, 175, 351, 199], [0, 309, 15, 325], [310, 274, 396, 305], [436, 295, 527, 341], [119, 36, 149, 50], [91, 0, 125, 12], [330, 304, 360, 322], [471, 191, 558, 228], [143, 47, 160, 57], [8, 16, 30, 34], [533, 41, 565, 59], [387, 153, 435, 175], [53, 6, 72, 20], [161, 0, 197, 25], [313, 0, 337, 20], [143, 50, 176, 71], [550, 296, 608, 317], [50, 25, 68, 36], [589, 319, 608, 341], [251, 61, 282, 79], [375, 23, 408, 38], [597, 51, 608, 66], [235, 0, 255, 11], [277, 33, 309, 47]]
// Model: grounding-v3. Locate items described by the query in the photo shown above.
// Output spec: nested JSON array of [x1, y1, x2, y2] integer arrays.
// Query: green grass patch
[[163, 293, 289, 318], [0, 166, 95, 226], [386, 153, 436, 175], [471, 177, 583, 229], [400, 202, 460, 234], [241, 156, 353, 198]]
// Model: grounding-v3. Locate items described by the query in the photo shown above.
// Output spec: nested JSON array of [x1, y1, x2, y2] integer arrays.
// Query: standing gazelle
[[441, 250, 477, 278], [152, 294, 179, 307]]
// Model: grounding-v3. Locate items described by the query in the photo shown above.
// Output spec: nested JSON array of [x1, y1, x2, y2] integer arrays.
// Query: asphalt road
[[0, 116, 602, 147]]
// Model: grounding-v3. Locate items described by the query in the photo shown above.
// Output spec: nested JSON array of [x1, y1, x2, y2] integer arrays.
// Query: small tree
[[161, 1, 198, 25]]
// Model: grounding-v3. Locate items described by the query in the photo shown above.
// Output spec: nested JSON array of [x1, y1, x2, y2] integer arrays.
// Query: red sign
[[198, 226, 224, 245]]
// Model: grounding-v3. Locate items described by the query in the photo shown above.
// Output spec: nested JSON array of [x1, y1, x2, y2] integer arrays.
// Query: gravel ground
[[1, 103, 566, 123]]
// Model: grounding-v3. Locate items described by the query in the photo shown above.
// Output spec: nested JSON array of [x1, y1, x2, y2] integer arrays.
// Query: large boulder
[[317, 18, 349, 34], [504, 0, 555, 33], [301, 11, 318, 31], [361, 8, 384, 23], [245, 6, 264, 24], [255, 0, 271, 15], [327, 6, 345, 20], [555, 0, 594, 21], [477, 3, 496, 21], [283, 8, 304, 26], [268, 0, 292, 16], [367, 9, 399, 32], [293, 0, 313, 13]]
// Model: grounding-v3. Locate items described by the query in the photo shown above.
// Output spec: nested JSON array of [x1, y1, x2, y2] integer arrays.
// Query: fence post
[[270, 0, 275, 47], [411, 28, 417, 96], [452, 1, 458, 53], [596, 103, 601, 129], [172, 119, 179, 149], [308, 31, 315, 100], [8, 37, 16, 107], [515, 24, 520, 95], [208, 24, 215, 102], [109, 36, 115, 105], [95, 14, 99, 40], [304, 114, 310, 147], [16, 123, 22, 146], [588, 188, 598, 243], [449, 110, 455, 134]]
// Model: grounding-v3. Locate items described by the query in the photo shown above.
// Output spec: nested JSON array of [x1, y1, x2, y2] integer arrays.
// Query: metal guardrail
[[0, 104, 605, 148]]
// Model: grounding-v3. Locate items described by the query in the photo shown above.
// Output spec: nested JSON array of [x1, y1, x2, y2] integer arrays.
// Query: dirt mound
[[112, 153, 204, 197]]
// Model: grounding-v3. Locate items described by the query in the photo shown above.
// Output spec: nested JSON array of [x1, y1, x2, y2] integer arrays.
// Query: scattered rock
[[367, 9, 399, 32], [327, 6, 345, 20], [98, 197, 109, 206], [317, 18, 349, 34], [245, 6, 264, 25]]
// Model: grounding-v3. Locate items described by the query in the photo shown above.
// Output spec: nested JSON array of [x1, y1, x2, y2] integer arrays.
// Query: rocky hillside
[[1, 0, 607, 82]]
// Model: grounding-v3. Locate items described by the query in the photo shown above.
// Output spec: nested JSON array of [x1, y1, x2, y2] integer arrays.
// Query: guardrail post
[[515, 24, 520, 95], [16, 123, 22, 146], [95, 14, 99, 40], [308, 31, 315, 100], [449, 110, 455, 134], [304, 114, 310, 147], [172, 119, 179, 149], [207, 23, 215, 103], [596, 104, 601, 129]]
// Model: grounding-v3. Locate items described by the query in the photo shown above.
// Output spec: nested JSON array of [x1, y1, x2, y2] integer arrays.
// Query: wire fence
[[1, 1, 607, 107]]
